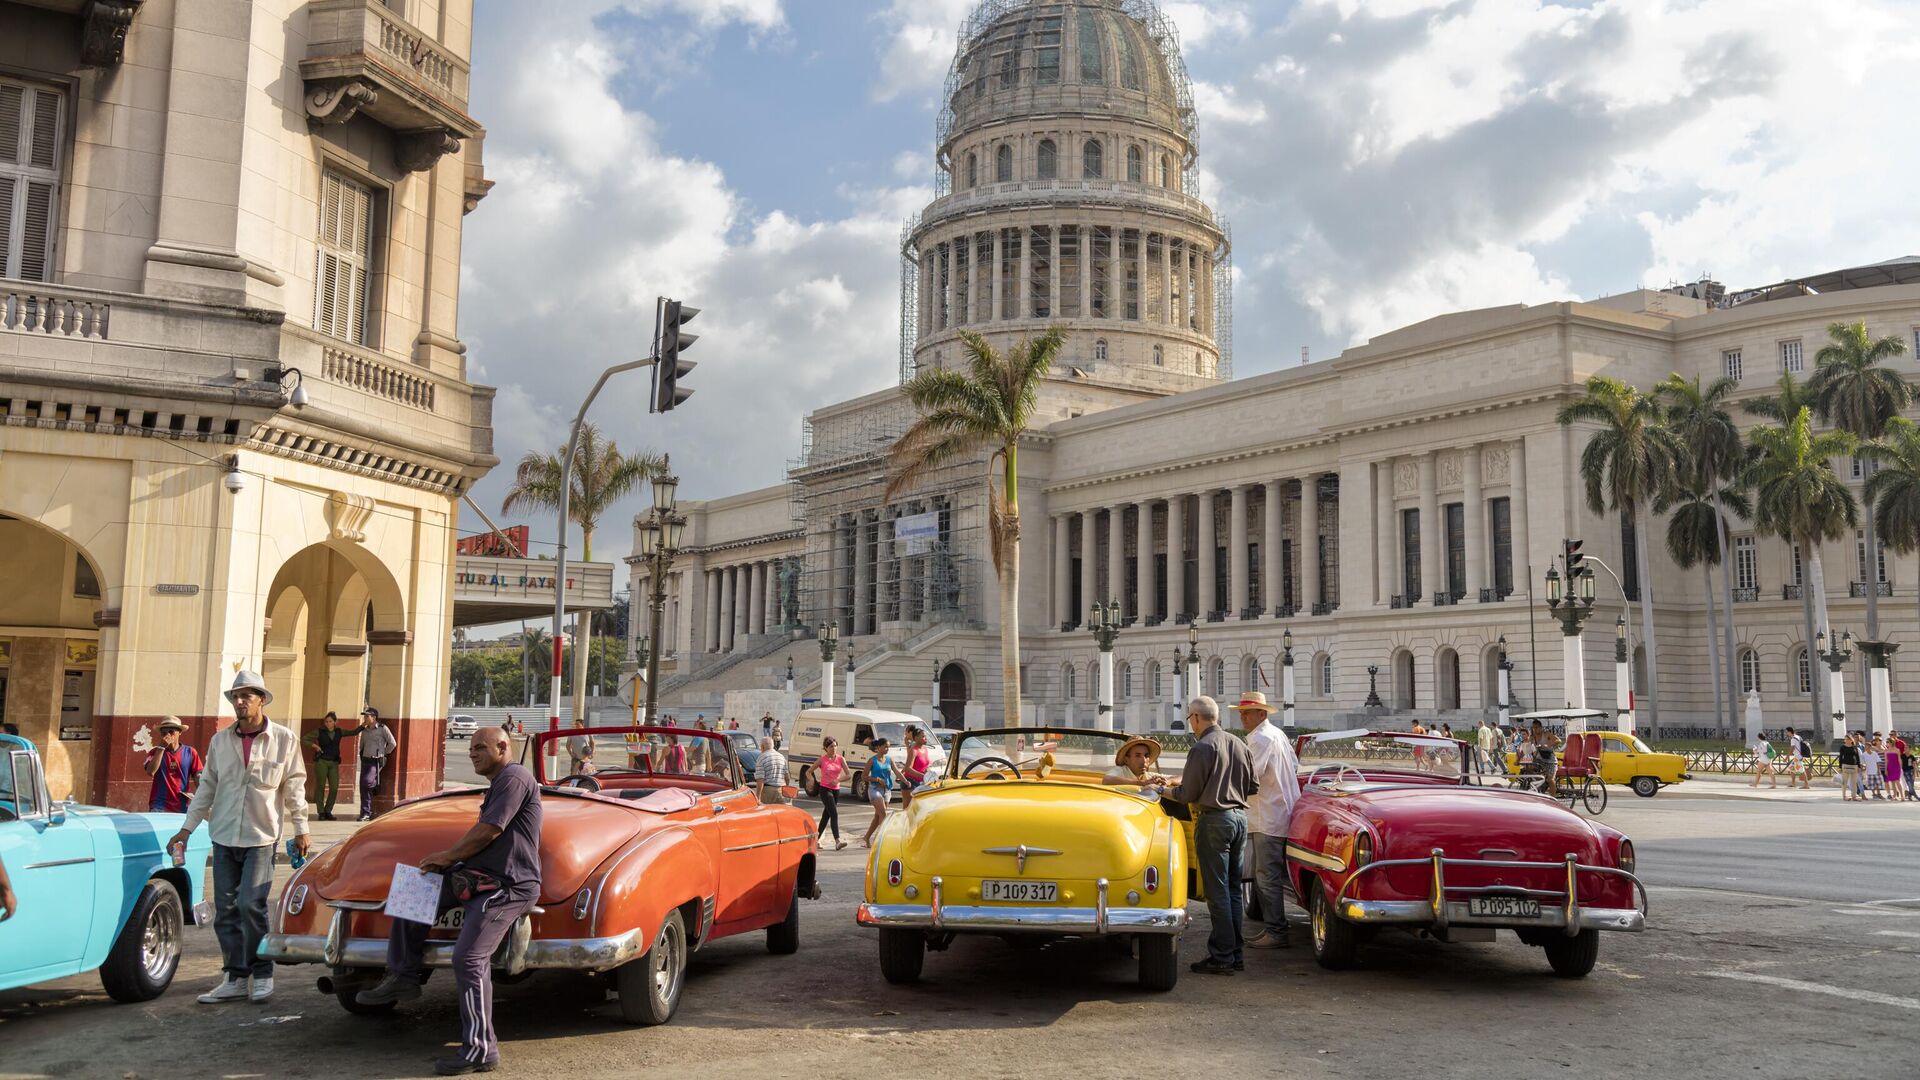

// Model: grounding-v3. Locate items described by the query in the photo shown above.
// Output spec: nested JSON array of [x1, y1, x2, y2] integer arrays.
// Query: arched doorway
[[1437, 648, 1461, 710], [0, 513, 108, 801], [937, 662, 968, 728], [1392, 649, 1415, 710]]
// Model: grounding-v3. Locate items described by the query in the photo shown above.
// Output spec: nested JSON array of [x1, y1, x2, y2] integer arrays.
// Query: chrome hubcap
[[651, 921, 682, 1002], [142, 893, 182, 981]]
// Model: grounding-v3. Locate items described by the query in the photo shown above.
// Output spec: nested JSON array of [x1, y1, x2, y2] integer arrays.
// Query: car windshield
[[1298, 732, 1466, 781], [948, 728, 1140, 780], [542, 727, 737, 785], [1626, 735, 1653, 754]]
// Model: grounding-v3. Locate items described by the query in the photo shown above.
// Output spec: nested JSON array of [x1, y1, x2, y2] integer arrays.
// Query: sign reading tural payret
[[895, 511, 940, 556]]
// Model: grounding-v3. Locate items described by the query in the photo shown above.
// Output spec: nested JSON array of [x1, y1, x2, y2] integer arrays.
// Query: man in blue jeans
[[1165, 695, 1254, 975]]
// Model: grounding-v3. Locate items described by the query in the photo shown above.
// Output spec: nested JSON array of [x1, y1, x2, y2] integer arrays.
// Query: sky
[[459, 0, 1920, 579]]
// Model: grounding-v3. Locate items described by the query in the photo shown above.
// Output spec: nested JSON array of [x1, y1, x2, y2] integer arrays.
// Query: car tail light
[[1617, 840, 1635, 875], [1353, 832, 1374, 869], [286, 884, 308, 916], [887, 859, 902, 886], [1144, 866, 1160, 893], [574, 887, 593, 919]]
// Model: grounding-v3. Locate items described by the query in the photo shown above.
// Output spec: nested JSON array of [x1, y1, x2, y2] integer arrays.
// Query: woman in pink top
[[901, 727, 933, 810], [814, 737, 848, 849]]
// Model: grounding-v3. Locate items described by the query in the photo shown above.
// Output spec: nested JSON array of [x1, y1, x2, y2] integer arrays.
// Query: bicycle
[[1555, 770, 1608, 815]]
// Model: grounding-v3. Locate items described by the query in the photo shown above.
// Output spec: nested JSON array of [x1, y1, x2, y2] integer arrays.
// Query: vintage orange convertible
[[261, 726, 817, 1024]]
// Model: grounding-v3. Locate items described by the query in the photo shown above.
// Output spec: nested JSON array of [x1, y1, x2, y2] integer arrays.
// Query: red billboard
[[457, 525, 530, 558]]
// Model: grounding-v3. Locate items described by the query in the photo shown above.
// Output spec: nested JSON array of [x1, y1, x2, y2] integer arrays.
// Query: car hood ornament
[[982, 843, 1062, 874]]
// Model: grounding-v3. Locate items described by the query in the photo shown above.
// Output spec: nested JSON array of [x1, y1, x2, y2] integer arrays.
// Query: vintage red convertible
[[261, 726, 817, 1024], [1284, 730, 1644, 977]]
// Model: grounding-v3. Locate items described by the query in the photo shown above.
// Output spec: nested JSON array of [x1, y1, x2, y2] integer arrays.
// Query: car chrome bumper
[[855, 876, 1187, 935], [260, 904, 644, 974], [1332, 850, 1648, 938], [1678, 773, 1693, 780]]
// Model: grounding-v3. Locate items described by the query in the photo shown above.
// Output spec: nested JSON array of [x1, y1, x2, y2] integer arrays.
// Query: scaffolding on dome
[[899, 214, 921, 384], [1213, 219, 1233, 381], [934, 0, 1201, 193], [785, 398, 987, 642]]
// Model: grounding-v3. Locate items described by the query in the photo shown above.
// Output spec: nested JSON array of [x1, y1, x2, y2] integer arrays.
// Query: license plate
[[981, 879, 1058, 903], [1468, 896, 1541, 918], [433, 906, 464, 930]]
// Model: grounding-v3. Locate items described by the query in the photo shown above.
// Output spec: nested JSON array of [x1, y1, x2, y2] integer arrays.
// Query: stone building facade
[[0, 0, 495, 805], [642, 0, 1920, 739]]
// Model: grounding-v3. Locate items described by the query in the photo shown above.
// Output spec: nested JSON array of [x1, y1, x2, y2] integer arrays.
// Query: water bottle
[[284, 838, 307, 870]]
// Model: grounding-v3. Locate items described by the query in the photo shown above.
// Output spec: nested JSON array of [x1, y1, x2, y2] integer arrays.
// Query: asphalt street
[[4, 743, 1917, 1080]]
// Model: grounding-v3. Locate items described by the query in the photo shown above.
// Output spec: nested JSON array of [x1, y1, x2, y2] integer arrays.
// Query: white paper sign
[[895, 511, 940, 555], [384, 864, 445, 925]]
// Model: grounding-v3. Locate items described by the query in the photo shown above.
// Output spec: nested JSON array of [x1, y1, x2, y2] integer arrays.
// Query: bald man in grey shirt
[[1167, 695, 1254, 975]]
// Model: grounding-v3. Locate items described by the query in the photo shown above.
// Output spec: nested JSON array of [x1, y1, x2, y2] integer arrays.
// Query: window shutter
[[0, 84, 22, 165], [27, 90, 59, 170], [19, 179, 54, 280], [313, 169, 376, 345], [1, 79, 64, 281], [0, 179, 12, 271]]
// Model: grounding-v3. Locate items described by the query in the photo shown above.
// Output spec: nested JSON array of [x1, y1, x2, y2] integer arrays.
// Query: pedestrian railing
[[1678, 750, 1839, 777]]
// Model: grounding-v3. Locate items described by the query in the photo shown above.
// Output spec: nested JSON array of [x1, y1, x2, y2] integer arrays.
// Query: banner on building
[[457, 526, 530, 558], [895, 511, 940, 555]]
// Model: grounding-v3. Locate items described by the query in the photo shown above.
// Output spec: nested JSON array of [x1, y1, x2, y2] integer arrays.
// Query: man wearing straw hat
[[1233, 691, 1299, 949], [170, 670, 309, 1004], [142, 715, 203, 813]]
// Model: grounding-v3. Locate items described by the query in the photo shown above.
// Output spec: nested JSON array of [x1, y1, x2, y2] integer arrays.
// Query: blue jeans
[[211, 843, 275, 979], [1194, 809, 1247, 965]]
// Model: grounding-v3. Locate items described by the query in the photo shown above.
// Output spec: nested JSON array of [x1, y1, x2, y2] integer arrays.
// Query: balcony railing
[[2, 288, 110, 340], [302, 0, 479, 170], [1389, 594, 1411, 609], [1850, 581, 1892, 598], [1782, 584, 1802, 600], [1271, 605, 1296, 620], [1434, 591, 1460, 606], [1205, 610, 1226, 623], [1312, 602, 1338, 616], [1731, 587, 1759, 603], [319, 343, 437, 412]]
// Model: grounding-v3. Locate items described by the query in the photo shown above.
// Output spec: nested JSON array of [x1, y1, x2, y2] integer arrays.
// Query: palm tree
[[1808, 319, 1911, 638], [1744, 371, 1827, 730], [1656, 373, 1745, 733], [887, 327, 1064, 725], [502, 423, 664, 725], [1557, 375, 1678, 735], [1660, 478, 1751, 735], [1864, 416, 1920, 656], [1744, 408, 1857, 657]]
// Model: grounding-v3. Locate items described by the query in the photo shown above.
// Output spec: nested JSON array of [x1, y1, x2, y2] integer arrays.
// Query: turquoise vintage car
[[0, 734, 213, 1001]]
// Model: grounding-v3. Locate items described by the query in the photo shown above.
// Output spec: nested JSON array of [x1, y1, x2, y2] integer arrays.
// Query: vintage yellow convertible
[[855, 727, 1191, 991]]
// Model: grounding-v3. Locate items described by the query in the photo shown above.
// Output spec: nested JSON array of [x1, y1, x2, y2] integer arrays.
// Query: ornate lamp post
[[1816, 629, 1854, 743], [1496, 634, 1513, 730], [1089, 599, 1121, 731], [844, 643, 858, 707], [1280, 628, 1296, 731], [1856, 638, 1899, 737], [1364, 664, 1384, 709], [929, 658, 942, 728], [1184, 624, 1201, 707], [626, 635, 650, 724], [816, 622, 838, 707], [1613, 615, 1634, 735], [785, 655, 795, 694], [634, 462, 684, 726], [1544, 563, 1597, 707]]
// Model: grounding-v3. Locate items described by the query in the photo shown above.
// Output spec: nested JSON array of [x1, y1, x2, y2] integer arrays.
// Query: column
[[1464, 446, 1485, 601], [1107, 503, 1126, 616], [749, 561, 767, 635], [1079, 510, 1097, 624], [991, 228, 1004, 323], [853, 512, 874, 636], [1079, 223, 1093, 320], [1053, 514, 1071, 626], [1136, 499, 1157, 623], [1510, 442, 1530, 591], [1166, 494, 1186, 621], [1375, 461, 1396, 603], [1197, 489, 1217, 619], [1302, 475, 1322, 613], [944, 239, 959, 330], [1228, 485, 1249, 618], [1419, 452, 1440, 603], [714, 567, 731, 652], [1263, 480, 1283, 616], [1048, 224, 1061, 317], [880, 513, 898, 623], [705, 568, 722, 652], [1160, 234, 1173, 326], [1019, 226, 1032, 319], [1109, 227, 1124, 323], [1133, 229, 1147, 321]]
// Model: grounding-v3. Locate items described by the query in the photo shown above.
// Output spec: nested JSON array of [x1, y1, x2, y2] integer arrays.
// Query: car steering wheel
[[963, 756, 1022, 780], [1304, 763, 1364, 787], [556, 773, 600, 792]]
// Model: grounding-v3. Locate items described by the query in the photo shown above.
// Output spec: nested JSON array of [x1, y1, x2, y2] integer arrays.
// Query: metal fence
[[1679, 750, 1839, 778]]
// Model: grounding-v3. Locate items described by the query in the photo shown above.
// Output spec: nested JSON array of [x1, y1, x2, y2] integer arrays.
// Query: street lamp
[[844, 643, 858, 706], [1855, 636, 1899, 738], [1816, 629, 1855, 743], [1089, 599, 1122, 731], [929, 658, 942, 728], [1496, 634, 1513, 730], [785, 655, 795, 694], [1545, 565, 1598, 707], [1185, 623, 1201, 704], [1364, 664, 1384, 709], [1280, 628, 1296, 731], [635, 458, 685, 726], [1613, 615, 1634, 735], [817, 622, 839, 706]]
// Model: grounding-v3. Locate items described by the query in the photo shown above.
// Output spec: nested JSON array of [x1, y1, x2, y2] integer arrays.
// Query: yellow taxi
[[1505, 712, 1691, 797]]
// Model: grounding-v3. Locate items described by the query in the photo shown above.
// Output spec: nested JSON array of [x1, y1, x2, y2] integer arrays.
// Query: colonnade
[[825, 500, 957, 637]]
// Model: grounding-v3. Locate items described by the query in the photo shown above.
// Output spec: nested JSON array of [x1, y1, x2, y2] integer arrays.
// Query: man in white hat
[[1232, 691, 1299, 950], [169, 670, 309, 1004]]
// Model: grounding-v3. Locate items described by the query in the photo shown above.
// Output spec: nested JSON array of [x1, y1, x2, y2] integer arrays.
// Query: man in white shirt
[[1235, 692, 1299, 949], [1476, 719, 1501, 777], [169, 670, 309, 1004]]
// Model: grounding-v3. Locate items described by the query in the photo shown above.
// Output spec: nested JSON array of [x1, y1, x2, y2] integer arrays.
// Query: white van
[[784, 707, 946, 799]]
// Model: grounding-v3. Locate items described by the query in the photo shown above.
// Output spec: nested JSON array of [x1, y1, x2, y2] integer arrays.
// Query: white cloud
[[871, 0, 976, 103], [623, 0, 786, 31], [1160, 2, 1252, 48]]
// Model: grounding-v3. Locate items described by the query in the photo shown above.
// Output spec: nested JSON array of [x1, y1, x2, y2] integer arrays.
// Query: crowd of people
[[1835, 732, 1915, 801]]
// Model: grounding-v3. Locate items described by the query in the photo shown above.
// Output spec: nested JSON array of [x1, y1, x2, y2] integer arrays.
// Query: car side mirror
[[49, 802, 66, 825]]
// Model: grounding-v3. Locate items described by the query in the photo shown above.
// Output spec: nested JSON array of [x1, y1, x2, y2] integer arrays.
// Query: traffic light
[[1563, 537, 1585, 577], [652, 297, 698, 413]]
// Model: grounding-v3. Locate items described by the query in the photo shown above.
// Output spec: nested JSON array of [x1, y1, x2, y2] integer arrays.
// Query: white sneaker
[[197, 977, 250, 1004], [249, 976, 274, 1002]]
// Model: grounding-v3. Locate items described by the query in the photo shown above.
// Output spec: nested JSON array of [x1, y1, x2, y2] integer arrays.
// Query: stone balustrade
[[319, 341, 437, 411], [1, 286, 111, 340], [919, 177, 1218, 231]]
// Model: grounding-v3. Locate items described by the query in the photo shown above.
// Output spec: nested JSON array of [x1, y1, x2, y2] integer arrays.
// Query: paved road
[[4, 774, 1916, 1079]]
